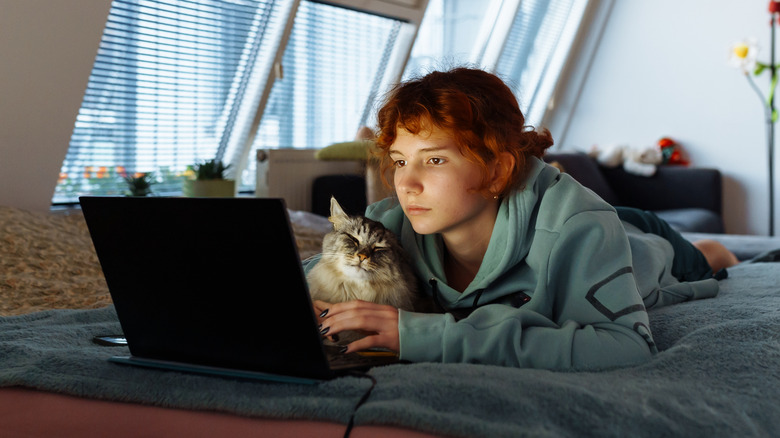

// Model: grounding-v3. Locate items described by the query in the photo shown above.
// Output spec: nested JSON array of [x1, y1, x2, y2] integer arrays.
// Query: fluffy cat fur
[[307, 197, 422, 316]]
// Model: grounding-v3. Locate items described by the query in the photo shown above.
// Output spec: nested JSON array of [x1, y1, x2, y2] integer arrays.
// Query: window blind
[[403, 0, 588, 127], [54, 0, 288, 202], [242, 0, 404, 188], [495, 0, 587, 126], [255, 1, 402, 148], [54, 0, 586, 201], [403, 0, 501, 78]]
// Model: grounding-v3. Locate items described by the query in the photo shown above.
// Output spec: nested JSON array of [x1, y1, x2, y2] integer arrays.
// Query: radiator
[[255, 149, 363, 212]]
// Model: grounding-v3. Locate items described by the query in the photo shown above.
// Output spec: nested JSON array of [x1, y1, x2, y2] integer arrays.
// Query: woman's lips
[[405, 205, 430, 215]]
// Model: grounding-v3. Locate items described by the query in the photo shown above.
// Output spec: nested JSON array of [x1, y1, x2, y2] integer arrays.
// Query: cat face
[[323, 197, 403, 279], [308, 197, 421, 311], [329, 217, 398, 277]]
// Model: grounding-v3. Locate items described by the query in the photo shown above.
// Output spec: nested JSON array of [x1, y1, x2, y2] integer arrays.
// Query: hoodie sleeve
[[397, 210, 656, 370]]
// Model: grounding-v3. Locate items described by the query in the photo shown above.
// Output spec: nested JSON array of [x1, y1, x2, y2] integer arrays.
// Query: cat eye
[[345, 234, 360, 247]]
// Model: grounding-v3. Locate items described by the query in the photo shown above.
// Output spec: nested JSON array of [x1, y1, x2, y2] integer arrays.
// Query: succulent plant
[[124, 172, 156, 197], [194, 159, 231, 180]]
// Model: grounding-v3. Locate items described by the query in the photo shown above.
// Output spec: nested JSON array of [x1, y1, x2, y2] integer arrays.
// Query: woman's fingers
[[341, 334, 389, 355], [312, 300, 332, 324], [319, 300, 400, 353]]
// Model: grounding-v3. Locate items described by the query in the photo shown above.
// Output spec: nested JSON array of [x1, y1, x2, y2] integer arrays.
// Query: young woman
[[309, 68, 737, 370]]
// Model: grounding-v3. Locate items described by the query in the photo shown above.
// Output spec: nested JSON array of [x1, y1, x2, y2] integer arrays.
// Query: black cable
[[343, 371, 377, 438]]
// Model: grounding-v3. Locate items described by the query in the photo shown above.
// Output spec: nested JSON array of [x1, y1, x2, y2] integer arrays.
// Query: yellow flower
[[180, 168, 196, 180], [729, 38, 759, 73]]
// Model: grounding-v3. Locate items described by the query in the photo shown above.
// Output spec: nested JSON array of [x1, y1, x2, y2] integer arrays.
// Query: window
[[54, 0, 589, 203], [54, 0, 294, 202], [403, 0, 503, 78], [494, 0, 588, 126], [238, 1, 412, 189], [404, 0, 589, 126]]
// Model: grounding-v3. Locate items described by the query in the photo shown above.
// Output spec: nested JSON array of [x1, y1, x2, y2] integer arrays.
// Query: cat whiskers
[[317, 251, 376, 273], [353, 257, 375, 271]]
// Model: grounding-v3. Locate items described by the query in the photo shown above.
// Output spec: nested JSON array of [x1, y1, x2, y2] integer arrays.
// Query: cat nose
[[357, 253, 368, 262]]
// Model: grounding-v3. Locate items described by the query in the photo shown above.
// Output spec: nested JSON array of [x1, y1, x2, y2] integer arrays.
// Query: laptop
[[79, 196, 399, 384]]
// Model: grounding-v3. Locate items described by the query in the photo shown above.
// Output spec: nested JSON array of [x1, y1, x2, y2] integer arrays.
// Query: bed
[[2, 204, 780, 438]]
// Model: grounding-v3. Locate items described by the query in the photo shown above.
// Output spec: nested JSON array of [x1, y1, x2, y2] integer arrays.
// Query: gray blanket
[[2, 262, 779, 438]]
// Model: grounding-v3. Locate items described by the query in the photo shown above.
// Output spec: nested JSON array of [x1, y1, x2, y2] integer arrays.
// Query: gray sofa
[[314, 152, 724, 233], [544, 152, 780, 261], [543, 152, 723, 234]]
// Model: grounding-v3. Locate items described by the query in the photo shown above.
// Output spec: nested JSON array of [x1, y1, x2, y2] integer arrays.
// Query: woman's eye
[[393, 160, 406, 168], [427, 157, 445, 165]]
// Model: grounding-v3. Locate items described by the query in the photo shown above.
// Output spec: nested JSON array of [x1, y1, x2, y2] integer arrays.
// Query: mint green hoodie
[[307, 157, 719, 370]]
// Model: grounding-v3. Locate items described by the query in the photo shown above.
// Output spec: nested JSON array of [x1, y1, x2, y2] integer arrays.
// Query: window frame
[[52, 0, 602, 203], [232, 0, 428, 187], [539, 0, 613, 148]]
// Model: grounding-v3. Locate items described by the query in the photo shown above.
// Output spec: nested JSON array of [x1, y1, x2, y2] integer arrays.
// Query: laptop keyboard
[[323, 345, 399, 370]]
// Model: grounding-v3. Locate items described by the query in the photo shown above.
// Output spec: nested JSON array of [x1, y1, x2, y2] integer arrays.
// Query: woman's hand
[[313, 300, 400, 354]]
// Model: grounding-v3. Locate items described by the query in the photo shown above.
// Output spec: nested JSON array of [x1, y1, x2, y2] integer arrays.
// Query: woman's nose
[[395, 166, 422, 194]]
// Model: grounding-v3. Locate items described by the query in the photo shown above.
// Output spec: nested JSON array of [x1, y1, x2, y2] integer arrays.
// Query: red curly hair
[[374, 68, 553, 198]]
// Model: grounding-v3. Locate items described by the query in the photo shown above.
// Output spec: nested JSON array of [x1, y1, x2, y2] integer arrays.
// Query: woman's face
[[389, 127, 500, 240]]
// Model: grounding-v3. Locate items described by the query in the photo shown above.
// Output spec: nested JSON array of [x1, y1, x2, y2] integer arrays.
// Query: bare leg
[[692, 239, 739, 273]]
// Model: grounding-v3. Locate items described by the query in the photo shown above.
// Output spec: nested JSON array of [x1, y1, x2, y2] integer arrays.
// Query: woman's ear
[[488, 152, 516, 196]]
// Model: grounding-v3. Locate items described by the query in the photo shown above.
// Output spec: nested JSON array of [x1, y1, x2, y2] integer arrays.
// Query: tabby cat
[[307, 197, 423, 343]]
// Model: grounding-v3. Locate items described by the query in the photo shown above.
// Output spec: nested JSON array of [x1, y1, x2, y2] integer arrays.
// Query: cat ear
[[328, 196, 349, 227]]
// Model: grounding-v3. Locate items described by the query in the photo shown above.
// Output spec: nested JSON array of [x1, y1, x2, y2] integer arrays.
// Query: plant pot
[[182, 179, 235, 197]]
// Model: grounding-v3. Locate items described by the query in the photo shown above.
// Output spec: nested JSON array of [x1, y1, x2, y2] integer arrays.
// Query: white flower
[[729, 38, 759, 74]]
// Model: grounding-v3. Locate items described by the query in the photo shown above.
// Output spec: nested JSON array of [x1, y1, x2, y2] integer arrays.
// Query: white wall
[[557, 0, 777, 235], [0, 0, 110, 212]]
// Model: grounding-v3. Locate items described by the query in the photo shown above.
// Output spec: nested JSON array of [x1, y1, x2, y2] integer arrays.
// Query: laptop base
[[109, 356, 324, 385]]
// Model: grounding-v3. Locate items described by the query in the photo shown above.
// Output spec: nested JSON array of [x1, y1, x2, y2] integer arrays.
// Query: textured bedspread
[[0, 205, 331, 316], [1, 261, 779, 438], [0, 207, 109, 315]]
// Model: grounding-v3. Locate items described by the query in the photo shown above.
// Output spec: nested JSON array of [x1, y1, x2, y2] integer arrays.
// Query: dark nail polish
[[320, 326, 330, 335], [338, 346, 348, 354], [319, 309, 329, 318]]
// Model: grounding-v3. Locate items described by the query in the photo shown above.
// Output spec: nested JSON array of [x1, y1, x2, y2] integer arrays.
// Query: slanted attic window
[[55, 0, 410, 202], [494, 0, 587, 127], [55, 0, 292, 202], [53, 0, 588, 202], [404, 0, 588, 128], [238, 1, 408, 190]]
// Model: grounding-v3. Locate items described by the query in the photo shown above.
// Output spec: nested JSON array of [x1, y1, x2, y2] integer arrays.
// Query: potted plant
[[124, 172, 156, 197], [182, 159, 235, 197]]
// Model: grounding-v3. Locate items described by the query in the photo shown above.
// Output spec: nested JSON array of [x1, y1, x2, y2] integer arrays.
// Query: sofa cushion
[[654, 208, 724, 234], [600, 166, 722, 215], [315, 140, 374, 161], [543, 153, 619, 205]]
